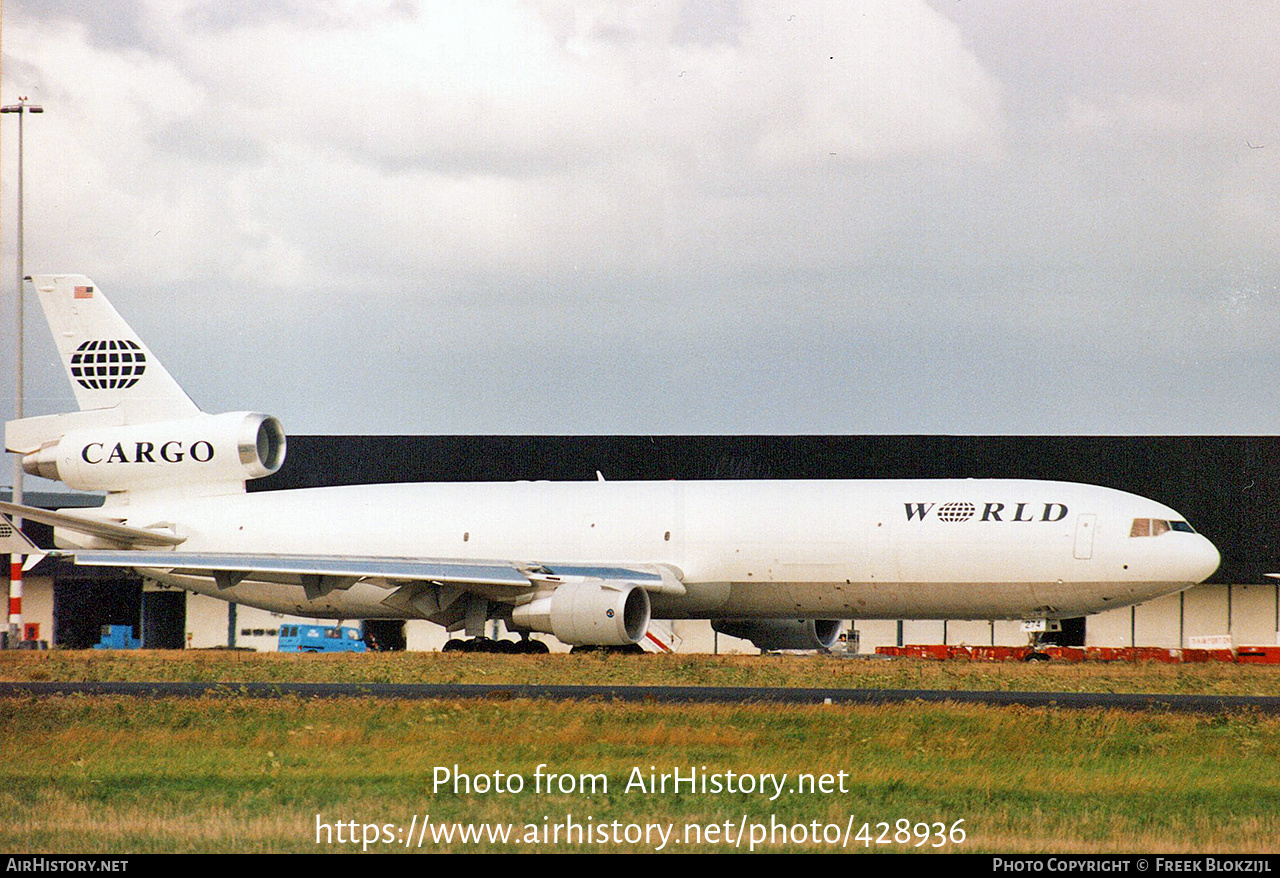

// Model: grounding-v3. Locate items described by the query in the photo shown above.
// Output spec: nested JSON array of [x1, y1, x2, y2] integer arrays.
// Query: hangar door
[[142, 590, 186, 648], [54, 576, 142, 649]]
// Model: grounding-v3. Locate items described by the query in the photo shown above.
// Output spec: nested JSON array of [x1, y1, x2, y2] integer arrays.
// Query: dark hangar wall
[[250, 436, 1280, 585]]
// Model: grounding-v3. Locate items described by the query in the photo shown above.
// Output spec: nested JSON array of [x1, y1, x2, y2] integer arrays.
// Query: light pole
[[1, 96, 41, 643]]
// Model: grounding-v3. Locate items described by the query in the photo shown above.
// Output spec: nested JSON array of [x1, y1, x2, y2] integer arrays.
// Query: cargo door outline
[[1073, 513, 1096, 560]]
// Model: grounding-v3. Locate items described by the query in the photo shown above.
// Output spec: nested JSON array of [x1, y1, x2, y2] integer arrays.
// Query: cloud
[[11, 0, 152, 50], [4, 1, 1007, 300], [2, 1, 1278, 434]]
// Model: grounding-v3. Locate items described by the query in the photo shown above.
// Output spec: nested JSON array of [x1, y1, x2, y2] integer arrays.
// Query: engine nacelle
[[711, 618, 842, 651], [511, 581, 651, 646], [22, 411, 286, 493]]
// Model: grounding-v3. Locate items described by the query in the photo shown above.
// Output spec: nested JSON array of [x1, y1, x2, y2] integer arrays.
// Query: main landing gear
[[1021, 618, 1062, 662], [442, 637, 550, 654]]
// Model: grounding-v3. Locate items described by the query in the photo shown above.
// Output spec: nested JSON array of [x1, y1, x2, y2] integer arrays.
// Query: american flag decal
[[74, 285, 94, 299]]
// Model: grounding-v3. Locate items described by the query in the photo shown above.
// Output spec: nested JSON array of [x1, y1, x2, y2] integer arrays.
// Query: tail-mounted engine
[[21, 411, 286, 493]]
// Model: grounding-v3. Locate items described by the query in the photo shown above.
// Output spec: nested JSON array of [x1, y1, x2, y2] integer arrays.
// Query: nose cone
[[1187, 535, 1221, 583]]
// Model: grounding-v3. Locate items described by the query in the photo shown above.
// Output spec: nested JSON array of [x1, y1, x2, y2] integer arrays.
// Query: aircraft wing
[[57, 550, 683, 600], [1, 500, 686, 603]]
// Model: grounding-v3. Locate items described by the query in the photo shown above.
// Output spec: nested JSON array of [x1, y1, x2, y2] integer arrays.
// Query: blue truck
[[277, 623, 367, 653], [93, 624, 141, 650]]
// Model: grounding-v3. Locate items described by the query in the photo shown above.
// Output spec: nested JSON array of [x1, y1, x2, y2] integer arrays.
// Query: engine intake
[[22, 411, 286, 493], [711, 618, 842, 651], [511, 581, 651, 646]]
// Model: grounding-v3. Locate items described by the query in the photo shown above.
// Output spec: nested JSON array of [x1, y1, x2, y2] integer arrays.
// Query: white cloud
[[3, 1, 1279, 434], [3, 2, 999, 304]]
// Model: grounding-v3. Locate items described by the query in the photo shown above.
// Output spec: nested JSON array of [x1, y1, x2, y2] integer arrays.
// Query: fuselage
[[70, 477, 1221, 623]]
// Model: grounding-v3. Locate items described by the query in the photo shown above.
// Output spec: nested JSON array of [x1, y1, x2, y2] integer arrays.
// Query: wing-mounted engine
[[712, 618, 842, 652], [510, 580, 651, 646], [18, 411, 286, 495]]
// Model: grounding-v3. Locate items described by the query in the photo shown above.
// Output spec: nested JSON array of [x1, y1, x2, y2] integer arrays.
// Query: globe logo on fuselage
[[935, 502, 976, 522], [70, 340, 147, 390], [904, 502, 1069, 522]]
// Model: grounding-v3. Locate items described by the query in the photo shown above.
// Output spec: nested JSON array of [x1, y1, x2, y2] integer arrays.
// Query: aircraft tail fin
[[8, 275, 285, 500], [30, 275, 201, 423]]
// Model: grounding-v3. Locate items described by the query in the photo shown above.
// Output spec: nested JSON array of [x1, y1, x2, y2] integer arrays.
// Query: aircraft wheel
[[1023, 651, 1051, 662], [442, 639, 467, 653]]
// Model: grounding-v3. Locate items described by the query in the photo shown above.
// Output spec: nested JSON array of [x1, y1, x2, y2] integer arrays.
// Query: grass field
[[4, 648, 1280, 695], [3, 651, 1279, 853], [4, 694, 1279, 853]]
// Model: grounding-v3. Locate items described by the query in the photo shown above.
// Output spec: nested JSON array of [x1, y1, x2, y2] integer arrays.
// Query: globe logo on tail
[[69, 340, 147, 390]]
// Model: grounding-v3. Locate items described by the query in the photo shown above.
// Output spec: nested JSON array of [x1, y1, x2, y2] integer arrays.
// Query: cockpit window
[[1131, 517, 1195, 537]]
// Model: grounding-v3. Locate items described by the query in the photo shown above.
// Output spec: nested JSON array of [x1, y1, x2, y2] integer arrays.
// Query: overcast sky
[[1, 1, 1278, 436]]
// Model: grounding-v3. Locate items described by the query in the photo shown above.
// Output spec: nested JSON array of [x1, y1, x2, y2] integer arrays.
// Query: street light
[[1, 96, 42, 643]]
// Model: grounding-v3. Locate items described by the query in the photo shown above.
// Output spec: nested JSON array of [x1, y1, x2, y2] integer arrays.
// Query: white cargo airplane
[[0, 275, 1220, 653]]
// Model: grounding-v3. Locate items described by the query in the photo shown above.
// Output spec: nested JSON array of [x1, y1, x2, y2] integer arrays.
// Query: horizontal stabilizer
[[6, 407, 125, 454], [0, 501, 185, 548], [0, 515, 44, 564]]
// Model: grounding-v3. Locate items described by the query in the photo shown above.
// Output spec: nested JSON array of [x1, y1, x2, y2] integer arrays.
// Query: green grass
[[3, 695, 1278, 853], [3, 649, 1280, 696], [4, 651, 1279, 852]]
